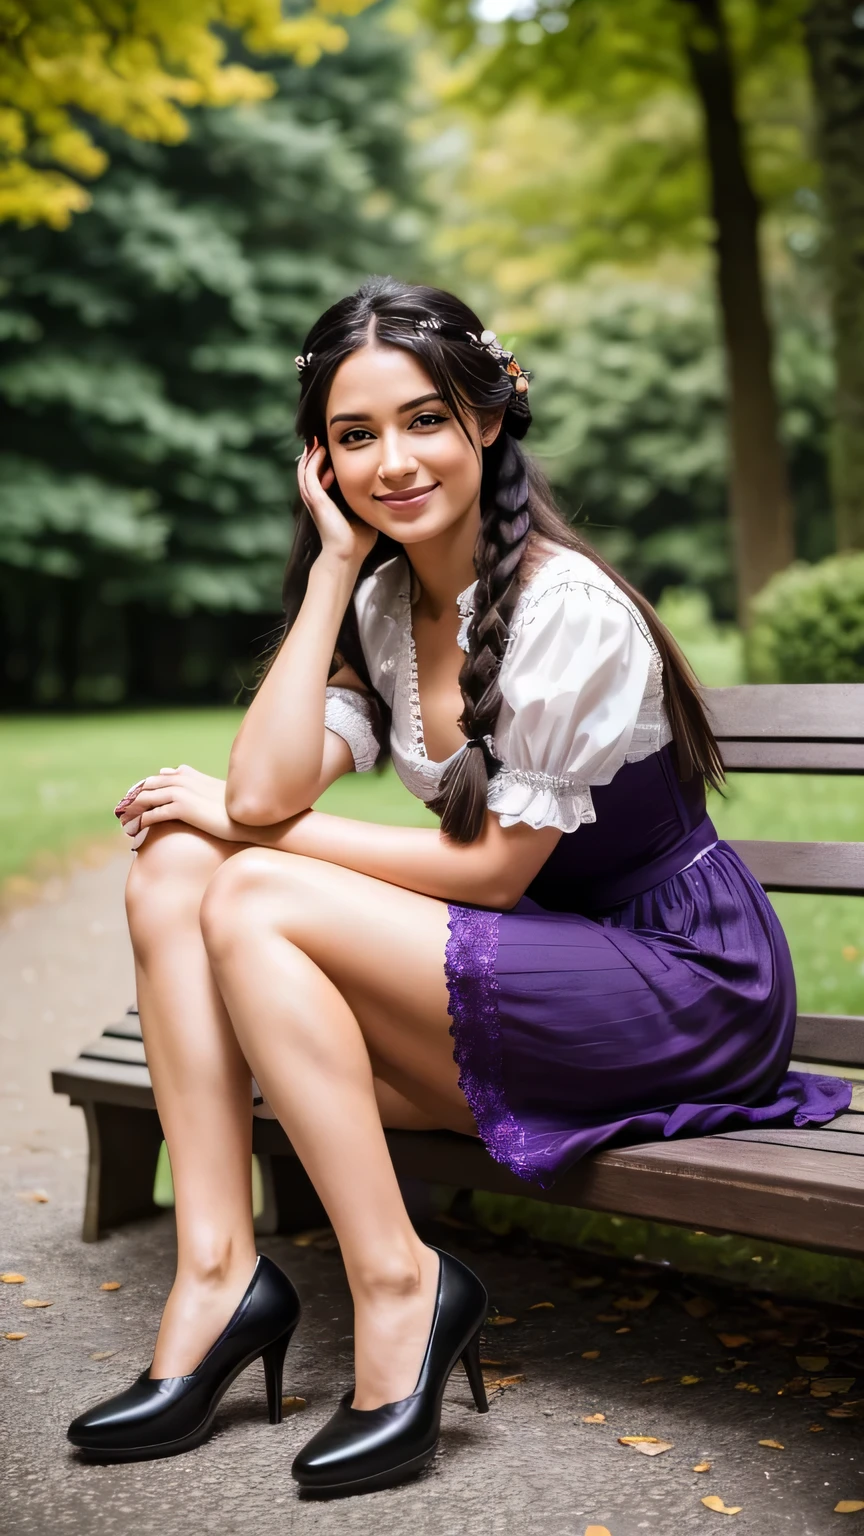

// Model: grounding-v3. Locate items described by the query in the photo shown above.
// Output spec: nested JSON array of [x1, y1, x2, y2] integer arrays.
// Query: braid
[[427, 434, 532, 844]]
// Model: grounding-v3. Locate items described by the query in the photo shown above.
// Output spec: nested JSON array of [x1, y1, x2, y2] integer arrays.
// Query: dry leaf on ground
[[619, 1436, 660, 1445], [634, 1439, 674, 1457], [582, 1350, 600, 1360], [479, 1358, 502, 1366], [281, 1396, 307, 1413], [290, 1228, 332, 1248], [680, 1375, 702, 1385], [487, 1316, 517, 1327], [808, 1424, 824, 1432], [735, 1382, 761, 1393], [17, 1190, 49, 1203], [827, 1407, 857, 1419], [835, 1503, 864, 1514], [528, 1302, 554, 1310], [796, 1355, 828, 1371], [89, 1351, 115, 1361], [585, 1527, 612, 1536], [100, 1282, 121, 1292], [596, 1313, 622, 1322], [4, 1332, 27, 1341], [1, 1273, 26, 1284], [693, 1461, 712, 1473], [614, 1290, 658, 1312], [701, 1496, 743, 1515], [684, 1296, 716, 1318], [816, 1378, 856, 1393], [570, 1276, 604, 1290], [615, 1327, 631, 1334], [642, 1376, 664, 1384], [758, 1440, 784, 1450], [22, 1299, 51, 1308], [486, 1374, 524, 1391], [582, 1413, 606, 1423], [717, 1334, 752, 1349]]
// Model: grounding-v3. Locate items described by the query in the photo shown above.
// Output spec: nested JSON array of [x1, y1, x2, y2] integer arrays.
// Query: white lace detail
[[323, 686, 380, 774], [487, 769, 596, 833], [626, 647, 673, 763]]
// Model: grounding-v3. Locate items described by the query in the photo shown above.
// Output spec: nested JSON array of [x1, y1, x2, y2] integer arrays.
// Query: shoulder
[[510, 544, 655, 653]]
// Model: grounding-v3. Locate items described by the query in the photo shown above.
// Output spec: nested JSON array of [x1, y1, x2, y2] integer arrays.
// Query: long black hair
[[270, 274, 724, 843]]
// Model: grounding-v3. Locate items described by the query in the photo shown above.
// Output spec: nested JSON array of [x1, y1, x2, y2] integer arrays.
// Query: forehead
[[326, 344, 437, 419]]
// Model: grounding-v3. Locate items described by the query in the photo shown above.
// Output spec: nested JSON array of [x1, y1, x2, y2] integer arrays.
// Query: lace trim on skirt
[[444, 905, 539, 1183]]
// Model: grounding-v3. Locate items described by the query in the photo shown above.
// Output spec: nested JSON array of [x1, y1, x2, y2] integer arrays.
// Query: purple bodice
[[524, 742, 716, 915]]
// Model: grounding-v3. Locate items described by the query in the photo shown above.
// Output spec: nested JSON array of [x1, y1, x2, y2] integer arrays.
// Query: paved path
[[2, 855, 863, 1536]]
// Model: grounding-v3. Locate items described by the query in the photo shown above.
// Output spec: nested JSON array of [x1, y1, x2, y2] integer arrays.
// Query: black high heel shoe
[[291, 1246, 488, 1497], [67, 1254, 300, 1462]]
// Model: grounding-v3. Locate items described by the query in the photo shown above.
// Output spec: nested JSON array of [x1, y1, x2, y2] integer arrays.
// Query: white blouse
[[323, 548, 673, 834]]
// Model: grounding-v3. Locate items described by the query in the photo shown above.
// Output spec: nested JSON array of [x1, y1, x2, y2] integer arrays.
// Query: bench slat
[[792, 1015, 864, 1068], [729, 840, 864, 896], [705, 685, 864, 742], [79, 1037, 147, 1067], [717, 1127, 864, 1155], [719, 741, 864, 774]]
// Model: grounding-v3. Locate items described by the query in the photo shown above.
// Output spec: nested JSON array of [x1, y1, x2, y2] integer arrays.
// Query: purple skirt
[[444, 840, 851, 1189]]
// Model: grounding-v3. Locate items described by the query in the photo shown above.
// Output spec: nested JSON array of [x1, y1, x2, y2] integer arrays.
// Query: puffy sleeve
[[487, 576, 656, 832], [324, 686, 381, 774]]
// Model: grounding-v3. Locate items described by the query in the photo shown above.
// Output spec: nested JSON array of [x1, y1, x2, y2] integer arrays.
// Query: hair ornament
[[466, 328, 532, 394], [294, 352, 313, 374]]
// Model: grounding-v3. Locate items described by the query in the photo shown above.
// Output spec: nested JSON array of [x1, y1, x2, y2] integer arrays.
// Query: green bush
[[747, 552, 864, 682]]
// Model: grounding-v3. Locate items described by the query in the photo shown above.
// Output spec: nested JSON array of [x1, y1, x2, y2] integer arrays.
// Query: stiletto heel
[[262, 1327, 296, 1425], [292, 1246, 489, 1497], [459, 1324, 488, 1414], [67, 1255, 301, 1462]]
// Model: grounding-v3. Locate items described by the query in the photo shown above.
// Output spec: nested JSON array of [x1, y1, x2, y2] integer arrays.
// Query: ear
[[478, 407, 506, 448]]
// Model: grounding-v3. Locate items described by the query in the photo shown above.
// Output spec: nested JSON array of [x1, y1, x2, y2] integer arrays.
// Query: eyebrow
[[329, 392, 445, 427]]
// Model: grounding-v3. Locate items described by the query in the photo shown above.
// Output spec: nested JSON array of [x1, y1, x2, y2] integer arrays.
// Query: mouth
[[373, 482, 439, 508]]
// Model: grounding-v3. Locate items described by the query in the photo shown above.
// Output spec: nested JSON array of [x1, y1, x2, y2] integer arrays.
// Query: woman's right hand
[[298, 439, 378, 568]]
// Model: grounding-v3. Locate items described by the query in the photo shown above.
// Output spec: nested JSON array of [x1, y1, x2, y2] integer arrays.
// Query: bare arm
[[225, 442, 378, 824], [256, 807, 563, 911]]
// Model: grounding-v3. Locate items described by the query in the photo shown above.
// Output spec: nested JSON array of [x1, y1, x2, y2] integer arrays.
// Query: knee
[[199, 848, 284, 965], [125, 825, 223, 948]]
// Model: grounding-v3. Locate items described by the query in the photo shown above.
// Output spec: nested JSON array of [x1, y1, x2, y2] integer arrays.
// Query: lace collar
[[396, 555, 478, 654]]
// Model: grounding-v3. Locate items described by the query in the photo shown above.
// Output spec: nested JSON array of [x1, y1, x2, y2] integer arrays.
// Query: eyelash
[[339, 412, 448, 446]]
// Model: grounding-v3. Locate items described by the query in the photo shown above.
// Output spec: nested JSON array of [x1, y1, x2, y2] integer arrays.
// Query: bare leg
[[200, 848, 478, 1411], [125, 825, 259, 1378]]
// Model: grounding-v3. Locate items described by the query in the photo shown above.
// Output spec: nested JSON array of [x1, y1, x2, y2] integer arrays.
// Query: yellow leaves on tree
[[0, 0, 374, 228]]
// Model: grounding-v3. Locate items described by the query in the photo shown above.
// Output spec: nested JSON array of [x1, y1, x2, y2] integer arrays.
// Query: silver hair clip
[[294, 352, 313, 374]]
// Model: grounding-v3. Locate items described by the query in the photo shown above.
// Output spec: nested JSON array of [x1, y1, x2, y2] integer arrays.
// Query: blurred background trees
[[0, 0, 862, 708]]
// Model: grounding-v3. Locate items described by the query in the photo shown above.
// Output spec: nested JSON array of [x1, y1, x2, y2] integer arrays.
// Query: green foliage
[[0, 2, 426, 706], [525, 282, 833, 616], [747, 552, 864, 682]]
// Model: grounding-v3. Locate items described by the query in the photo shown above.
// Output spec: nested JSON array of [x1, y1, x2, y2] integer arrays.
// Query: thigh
[[221, 849, 476, 1133]]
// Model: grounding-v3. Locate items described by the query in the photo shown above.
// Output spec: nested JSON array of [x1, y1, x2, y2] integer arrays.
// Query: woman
[[67, 277, 850, 1494]]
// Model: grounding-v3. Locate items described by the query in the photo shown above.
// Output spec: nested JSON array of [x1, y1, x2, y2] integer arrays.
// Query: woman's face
[[323, 343, 502, 545]]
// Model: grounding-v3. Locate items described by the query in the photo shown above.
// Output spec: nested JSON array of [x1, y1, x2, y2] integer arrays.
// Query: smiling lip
[[374, 483, 439, 505]]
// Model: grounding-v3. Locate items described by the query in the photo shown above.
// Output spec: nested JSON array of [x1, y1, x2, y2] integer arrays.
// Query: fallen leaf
[[582, 1413, 606, 1424], [684, 1296, 716, 1318], [735, 1382, 761, 1393], [818, 1378, 856, 1393], [701, 1496, 743, 1515], [89, 1351, 115, 1361], [21, 1299, 52, 1309], [0, 1273, 26, 1284], [778, 1376, 811, 1395], [835, 1503, 864, 1515], [796, 1355, 828, 1372], [582, 1350, 600, 1360], [808, 1423, 824, 1432], [827, 1408, 856, 1419], [487, 1316, 517, 1327], [596, 1313, 622, 1322], [759, 1440, 785, 1450], [615, 1327, 631, 1334], [485, 1374, 524, 1391], [100, 1281, 121, 1292], [4, 1332, 27, 1341], [290, 1227, 333, 1247], [528, 1302, 554, 1310], [641, 1376, 665, 1384], [634, 1439, 674, 1457], [281, 1395, 307, 1413], [570, 1275, 605, 1290], [479, 1359, 503, 1366], [614, 1290, 659, 1312], [619, 1435, 660, 1444], [680, 1375, 702, 1385], [693, 1461, 712, 1473], [585, 1527, 613, 1536], [17, 1190, 49, 1203], [733, 1359, 751, 1369], [717, 1334, 752, 1349]]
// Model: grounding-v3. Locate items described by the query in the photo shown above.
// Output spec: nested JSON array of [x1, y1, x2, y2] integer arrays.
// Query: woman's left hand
[[117, 765, 247, 846]]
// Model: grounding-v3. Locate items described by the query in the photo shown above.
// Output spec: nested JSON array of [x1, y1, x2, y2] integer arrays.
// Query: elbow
[[484, 879, 524, 912], [225, 784, 301, 826]]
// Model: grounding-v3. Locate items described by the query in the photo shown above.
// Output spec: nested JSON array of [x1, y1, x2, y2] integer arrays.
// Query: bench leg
[[80, 1101, 164, 1242]]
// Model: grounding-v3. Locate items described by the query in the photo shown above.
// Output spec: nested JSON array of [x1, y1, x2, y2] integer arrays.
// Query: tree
[[0, 0, 373, 229], [804, 0, 864, 550], [0, 4, 426, 706], [423, 0, 812, 620]]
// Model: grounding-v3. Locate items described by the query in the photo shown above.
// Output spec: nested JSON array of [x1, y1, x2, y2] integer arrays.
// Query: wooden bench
[[52, 684, 864, 1254]]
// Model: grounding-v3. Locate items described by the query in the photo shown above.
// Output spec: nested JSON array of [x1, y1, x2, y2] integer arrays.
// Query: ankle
[[175, 1241, 256, 1290], [350, 1242, 433, 1304]]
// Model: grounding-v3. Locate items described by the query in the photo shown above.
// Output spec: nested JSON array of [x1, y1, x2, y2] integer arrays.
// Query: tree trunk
[[804, 0, 864, 551], [681, 0, 795, 622]]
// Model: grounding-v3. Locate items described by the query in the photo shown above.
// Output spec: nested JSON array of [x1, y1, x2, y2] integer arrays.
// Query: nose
[[376, 429, 420, 484]]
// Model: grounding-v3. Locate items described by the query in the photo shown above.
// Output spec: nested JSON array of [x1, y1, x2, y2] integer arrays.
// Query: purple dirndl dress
[[324, 549, 852, 1190]]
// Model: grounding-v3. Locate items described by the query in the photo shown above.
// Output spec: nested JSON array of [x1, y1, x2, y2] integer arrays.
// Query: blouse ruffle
[[324, 685, 381, 774]]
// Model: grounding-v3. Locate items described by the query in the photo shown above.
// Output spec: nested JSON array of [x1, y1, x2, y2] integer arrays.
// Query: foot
[[351, 1243, 441, 1410], [150, 1255, 258, 1379]]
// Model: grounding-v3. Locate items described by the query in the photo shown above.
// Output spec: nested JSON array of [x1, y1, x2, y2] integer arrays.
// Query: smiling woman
[[69, 275, 852, 1498]]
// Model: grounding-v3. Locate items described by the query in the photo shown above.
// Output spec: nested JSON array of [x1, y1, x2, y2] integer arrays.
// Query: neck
[[403, 504, 479, 620]]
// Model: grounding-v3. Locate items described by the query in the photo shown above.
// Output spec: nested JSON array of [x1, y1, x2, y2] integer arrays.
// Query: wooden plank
[[792, 1014, 864, 1068], [729, 840, 864, 896], [51, 1061, 155, 1112], [717, 1128, 864, 1155], [704, 684, 864, 741], [79, 1037, 147, 1067], [103, 1023, 144, 1043], [720, 740, 864, 774]]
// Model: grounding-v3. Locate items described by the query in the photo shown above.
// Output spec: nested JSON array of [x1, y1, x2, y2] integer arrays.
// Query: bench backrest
[[703, 683, 864, 1073]]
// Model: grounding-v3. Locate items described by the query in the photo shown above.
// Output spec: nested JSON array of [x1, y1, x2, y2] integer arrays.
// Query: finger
[[123, 814, 142, 837], [121, 787, 176, 819], [140, 802, 184, 828]]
